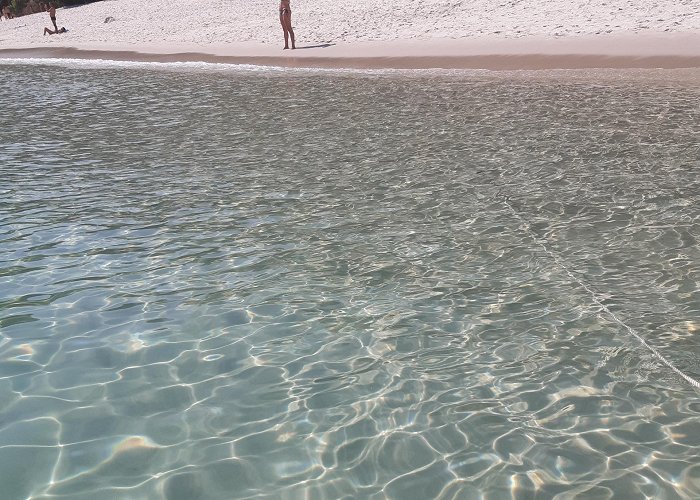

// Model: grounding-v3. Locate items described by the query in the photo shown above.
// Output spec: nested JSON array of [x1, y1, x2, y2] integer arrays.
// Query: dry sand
[[1, 0, 700, 69]]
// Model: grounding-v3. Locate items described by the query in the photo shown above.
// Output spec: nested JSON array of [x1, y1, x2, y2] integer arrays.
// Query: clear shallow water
[[1, 61, 699, 499]]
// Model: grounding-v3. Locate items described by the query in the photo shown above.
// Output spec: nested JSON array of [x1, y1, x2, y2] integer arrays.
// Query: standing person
[[48, 2, 58, 32], [2, 2, 13, 20], [279, 0, 295, 50]]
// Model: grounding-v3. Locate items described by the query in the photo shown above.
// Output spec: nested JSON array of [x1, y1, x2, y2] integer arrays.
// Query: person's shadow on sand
[[294, 43, 335, 50]]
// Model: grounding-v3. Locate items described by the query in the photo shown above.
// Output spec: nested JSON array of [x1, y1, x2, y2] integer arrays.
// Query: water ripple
[[0, 63, 699, 499]]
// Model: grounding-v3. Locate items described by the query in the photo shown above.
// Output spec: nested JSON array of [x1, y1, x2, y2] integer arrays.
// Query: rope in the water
[[501, 195, 700, 389]]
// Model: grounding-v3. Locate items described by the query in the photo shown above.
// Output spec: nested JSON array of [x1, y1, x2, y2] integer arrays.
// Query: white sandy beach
[[1, 0, 700, 69]]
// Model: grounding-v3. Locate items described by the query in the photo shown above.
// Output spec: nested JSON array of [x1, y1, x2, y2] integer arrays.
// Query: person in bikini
[[279, 0, 295, 50], [48, 2, 58, 32], [44, 26, 67, 35]]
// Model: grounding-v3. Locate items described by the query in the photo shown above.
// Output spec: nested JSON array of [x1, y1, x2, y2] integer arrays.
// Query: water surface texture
[[1, 63, 700, 499]]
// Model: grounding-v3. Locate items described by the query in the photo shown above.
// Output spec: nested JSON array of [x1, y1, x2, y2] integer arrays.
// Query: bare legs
[[280, 11, 295, 49], [43, 26, 65, 35]]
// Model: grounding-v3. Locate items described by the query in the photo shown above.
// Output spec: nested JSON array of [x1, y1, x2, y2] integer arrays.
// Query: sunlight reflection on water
[[1, 62, 699, 499]]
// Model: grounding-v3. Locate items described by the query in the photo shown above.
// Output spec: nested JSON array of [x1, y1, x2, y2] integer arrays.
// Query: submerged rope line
[[501, 196, 700, 389]]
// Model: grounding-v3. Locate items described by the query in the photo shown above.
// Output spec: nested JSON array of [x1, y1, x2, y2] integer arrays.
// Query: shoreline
[[3, 34, 700, 71]]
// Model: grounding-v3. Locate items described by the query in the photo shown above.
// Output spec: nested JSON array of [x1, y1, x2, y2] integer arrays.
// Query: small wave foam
[[0, 56, 289, 73], [0, 55, 497, 77]]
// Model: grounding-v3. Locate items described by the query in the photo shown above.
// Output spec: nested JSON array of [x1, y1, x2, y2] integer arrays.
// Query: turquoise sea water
[[1, 61, 699, 499]]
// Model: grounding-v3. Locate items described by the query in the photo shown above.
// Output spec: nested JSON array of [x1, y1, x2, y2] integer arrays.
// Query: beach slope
[[1, 0, 700, 69]]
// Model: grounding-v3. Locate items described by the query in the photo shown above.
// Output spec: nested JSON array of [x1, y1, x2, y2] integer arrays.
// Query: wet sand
[[3, 34, 700, 70]]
